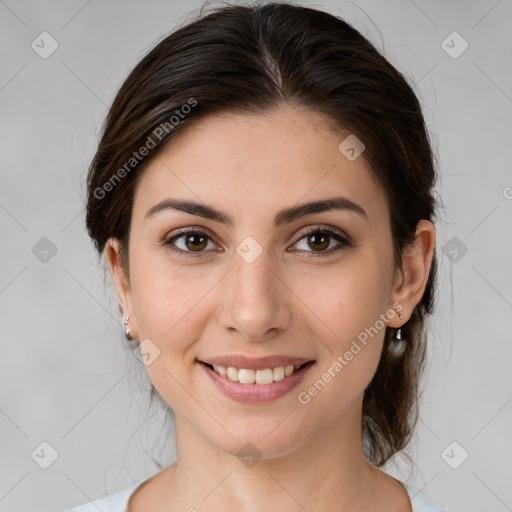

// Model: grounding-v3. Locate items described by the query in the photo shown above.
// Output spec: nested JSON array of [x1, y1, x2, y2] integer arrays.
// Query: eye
[[164, 229, 217, 257], [163, 226, 352, 258], [291, 226, 351, 255]]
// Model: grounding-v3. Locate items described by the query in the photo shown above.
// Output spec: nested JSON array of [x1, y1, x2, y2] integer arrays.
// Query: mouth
[[199, 360, 314, 384], [197, 355, 315, 403]]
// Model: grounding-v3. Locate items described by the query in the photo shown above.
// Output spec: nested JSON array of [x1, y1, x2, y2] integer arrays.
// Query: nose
[[218, 252, 291, 343]]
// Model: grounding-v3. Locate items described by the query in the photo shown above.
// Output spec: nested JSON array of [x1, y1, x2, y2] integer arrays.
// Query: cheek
[[292, 254, 391, 342], [294, 284, 387, 424], [290, 256, 390, 392], [130, 258, 219, 351]]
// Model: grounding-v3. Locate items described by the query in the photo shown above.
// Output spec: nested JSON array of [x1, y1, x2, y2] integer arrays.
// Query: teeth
[[255, 368, 274, 384], [238, 368, 255, 384], [273, 366, 284, 381], [216, 365, 227, 377], [226, 366, 238, 382], [211, 363, 305, 384]]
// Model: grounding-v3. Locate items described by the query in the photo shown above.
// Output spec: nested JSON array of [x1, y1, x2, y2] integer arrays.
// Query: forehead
[[132, 106, 389, 225]]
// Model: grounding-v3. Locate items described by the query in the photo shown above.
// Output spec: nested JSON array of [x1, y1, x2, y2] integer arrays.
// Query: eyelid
[[163, 226, 218, 244], [294, 225, 350, 243]]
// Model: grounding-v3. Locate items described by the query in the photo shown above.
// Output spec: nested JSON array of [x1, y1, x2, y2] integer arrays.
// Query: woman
[[69, 2, 444, 510]]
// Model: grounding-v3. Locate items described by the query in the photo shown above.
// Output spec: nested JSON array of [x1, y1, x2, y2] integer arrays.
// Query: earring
[[389, 312, 406, 357], [123, 316, 133, 340], [396, 312, 405, 340]]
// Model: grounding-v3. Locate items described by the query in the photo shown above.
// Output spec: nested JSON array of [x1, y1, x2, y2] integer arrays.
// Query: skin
[[106, 105, 435, 512]]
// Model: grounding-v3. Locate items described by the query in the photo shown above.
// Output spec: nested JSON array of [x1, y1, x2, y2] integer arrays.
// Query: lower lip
[[199, 361, 315, 403]]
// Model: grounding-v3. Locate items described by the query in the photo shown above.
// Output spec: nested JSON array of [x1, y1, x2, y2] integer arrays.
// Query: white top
[[67, 477, 446, 511]]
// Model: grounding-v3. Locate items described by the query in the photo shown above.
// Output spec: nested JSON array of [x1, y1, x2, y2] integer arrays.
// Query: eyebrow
[[144, 195, 368, 226]]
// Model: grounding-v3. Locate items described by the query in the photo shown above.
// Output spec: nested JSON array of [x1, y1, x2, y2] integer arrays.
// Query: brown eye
[[164, 226, 351, 258], [165, 229, 215, 255], [292, 227, 351, 254], [306, 232, 330, 251], [182, 232, 208, 251]]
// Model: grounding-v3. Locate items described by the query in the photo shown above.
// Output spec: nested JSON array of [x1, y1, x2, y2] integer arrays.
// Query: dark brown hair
[[85, 1, 441, 467]]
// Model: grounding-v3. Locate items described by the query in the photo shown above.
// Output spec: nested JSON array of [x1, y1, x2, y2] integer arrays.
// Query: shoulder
[[402, 483, 447, 512], [66, 480, 145, 512]]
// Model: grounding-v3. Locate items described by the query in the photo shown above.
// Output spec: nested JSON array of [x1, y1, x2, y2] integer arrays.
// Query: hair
[[85, 1, 441, 467]]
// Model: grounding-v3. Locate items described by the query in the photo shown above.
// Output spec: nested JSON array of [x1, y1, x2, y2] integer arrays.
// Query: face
[[107, 105, 424, 460]]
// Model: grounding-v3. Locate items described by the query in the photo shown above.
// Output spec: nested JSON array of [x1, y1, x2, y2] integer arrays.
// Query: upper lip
[[199, 354, 314, 370]]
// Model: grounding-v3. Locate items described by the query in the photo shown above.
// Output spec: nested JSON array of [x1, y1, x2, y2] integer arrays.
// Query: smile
[[203, 362, 309, 384], [198, 357, 315, 403]]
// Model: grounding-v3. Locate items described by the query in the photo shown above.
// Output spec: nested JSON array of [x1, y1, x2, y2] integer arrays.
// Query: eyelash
[[162, 226, 352, 258]]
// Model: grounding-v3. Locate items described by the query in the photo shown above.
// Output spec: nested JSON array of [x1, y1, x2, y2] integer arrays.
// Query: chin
[[202, 416, 311, 463]]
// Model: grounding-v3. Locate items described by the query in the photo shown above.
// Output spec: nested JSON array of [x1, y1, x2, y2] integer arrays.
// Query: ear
[[105, 237, 138, 339], [388, 220, 436, 327]]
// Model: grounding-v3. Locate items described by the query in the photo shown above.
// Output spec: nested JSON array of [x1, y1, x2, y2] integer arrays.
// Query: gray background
[[1, 0, 511, 511]]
